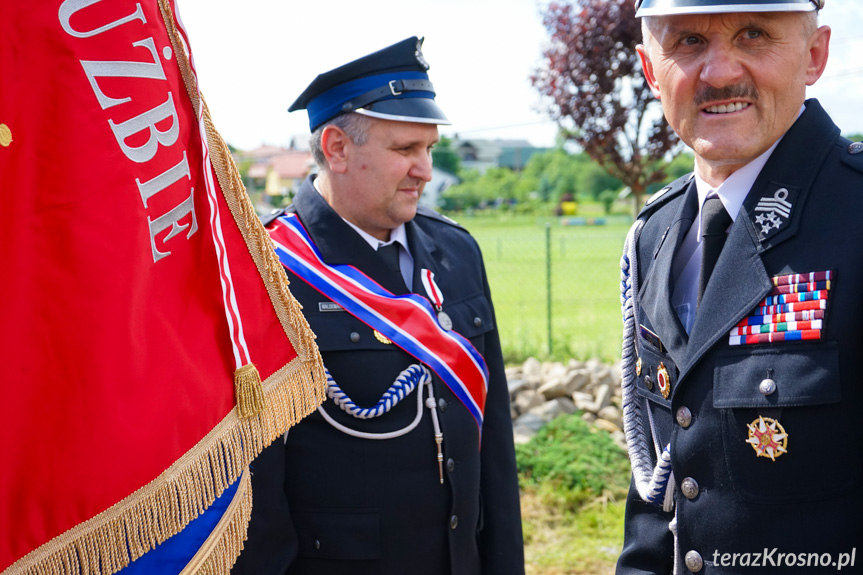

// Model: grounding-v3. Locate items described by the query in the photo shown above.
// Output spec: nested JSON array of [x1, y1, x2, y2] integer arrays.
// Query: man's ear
[[321, 125, 349, 174], [805, 25, 831, 86], [637, 43, 662, 100]]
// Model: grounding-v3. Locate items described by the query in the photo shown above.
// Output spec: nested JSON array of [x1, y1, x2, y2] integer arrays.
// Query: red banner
[[0, 1, 325, 573]]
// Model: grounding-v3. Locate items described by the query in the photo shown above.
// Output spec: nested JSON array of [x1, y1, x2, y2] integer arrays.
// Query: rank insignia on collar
[[657, 362, 671, 399], [752, 185, 799, 241], [746, 416, 788, 461]]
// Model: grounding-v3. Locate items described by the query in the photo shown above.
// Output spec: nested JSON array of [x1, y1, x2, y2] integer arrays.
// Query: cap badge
[[746, 416, 788, 461], [414, 39, 429, 70], [657, 362, 671, 399]]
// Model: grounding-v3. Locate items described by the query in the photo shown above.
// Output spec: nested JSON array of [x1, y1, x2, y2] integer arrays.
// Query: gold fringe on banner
[[6, 359, 325, 575], [179, 469, 252, 575], [3, 1, 327, 573]]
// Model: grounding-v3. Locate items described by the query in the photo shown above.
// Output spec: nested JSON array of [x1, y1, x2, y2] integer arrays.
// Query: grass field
[[456, 212, 631, 364]]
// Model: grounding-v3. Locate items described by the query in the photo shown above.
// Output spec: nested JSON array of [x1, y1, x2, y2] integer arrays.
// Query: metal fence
[[465, 215, 631, 363]]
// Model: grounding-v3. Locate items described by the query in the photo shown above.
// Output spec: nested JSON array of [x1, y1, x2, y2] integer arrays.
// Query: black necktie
[[697, 196, 732, 307], [378, 243, 401, 275]]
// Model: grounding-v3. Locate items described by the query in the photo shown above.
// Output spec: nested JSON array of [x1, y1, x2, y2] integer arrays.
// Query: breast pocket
[[445, 292, 495, 355], [713, 342, 860, 503]]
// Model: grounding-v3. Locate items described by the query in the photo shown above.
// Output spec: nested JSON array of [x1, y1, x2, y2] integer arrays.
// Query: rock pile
[[507, 357, 626, 450]]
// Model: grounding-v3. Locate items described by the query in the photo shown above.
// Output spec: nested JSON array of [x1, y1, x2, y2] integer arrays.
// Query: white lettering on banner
[[59, 0, 199, 263], [109, 93, 180, 163], [81, 37, 167, 109], [59, 0, 146, 39]]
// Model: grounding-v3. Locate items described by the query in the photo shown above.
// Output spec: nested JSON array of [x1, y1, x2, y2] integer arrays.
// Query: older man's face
[[638, 11, 829, 184]]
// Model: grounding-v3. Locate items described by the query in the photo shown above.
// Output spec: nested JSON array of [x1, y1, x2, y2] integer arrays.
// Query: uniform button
[[681, 477, 700, 500], [644, 375, 654, 391], [676, 406, 692, 428], [849, 141, 863, 154], [473, 316, 482, 327], [314, 539, 321, 550], [438, 398, 448, 412], [759, 378, 776, 396], [349, 332, 360, 343], [447, 458, 455, 472], [450, 515, 459, 529], [685, 550, 704, 572]]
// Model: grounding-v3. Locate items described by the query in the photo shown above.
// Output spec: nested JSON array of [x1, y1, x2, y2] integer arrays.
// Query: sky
[[176, 0, 863, 151]]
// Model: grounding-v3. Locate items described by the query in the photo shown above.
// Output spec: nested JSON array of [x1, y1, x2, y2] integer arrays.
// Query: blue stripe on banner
[[272, 216, 488, 427], [117, 474, 242, 574]]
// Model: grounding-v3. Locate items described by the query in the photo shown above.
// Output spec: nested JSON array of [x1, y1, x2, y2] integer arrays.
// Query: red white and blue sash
[[268, 214, 488, 430]]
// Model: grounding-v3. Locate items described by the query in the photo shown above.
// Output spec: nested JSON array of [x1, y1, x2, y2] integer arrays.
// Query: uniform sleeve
[[477, 263, 526, 575], [616, 477, 675, 574], [231, 438, 297, 575]]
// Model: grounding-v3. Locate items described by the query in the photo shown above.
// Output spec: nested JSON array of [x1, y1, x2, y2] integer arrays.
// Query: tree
[[431, 136, 461, 175], [532, 0, 681, 215]]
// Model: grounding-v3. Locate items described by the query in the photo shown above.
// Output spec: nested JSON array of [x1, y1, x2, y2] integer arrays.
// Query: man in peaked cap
[[231, 37, 525, 575], [618, 0, 863, 572]]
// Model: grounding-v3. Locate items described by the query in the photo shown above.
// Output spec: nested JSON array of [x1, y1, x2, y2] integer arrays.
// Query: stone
[[593, 383, 613, 412], [538, 377, 569, 400], [593, 418, 622, 434], [572, 391, 595, 413], [529, 397, 576, 423], [597, 405, 622, 428], [564, 369, 591, 393], [514, 411, 545, 433], [513, 389, 545, 415], [507, 378, 531, 397]]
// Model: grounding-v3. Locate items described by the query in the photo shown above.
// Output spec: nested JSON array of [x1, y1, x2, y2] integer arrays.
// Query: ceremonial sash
[[268, 214, 488, 430]]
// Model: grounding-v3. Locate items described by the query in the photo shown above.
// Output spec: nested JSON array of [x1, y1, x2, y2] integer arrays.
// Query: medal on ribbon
[[421, 268, 453, 330]]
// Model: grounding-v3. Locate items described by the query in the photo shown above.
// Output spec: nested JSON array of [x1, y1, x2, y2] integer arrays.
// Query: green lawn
[[456, 213, 631, 364]]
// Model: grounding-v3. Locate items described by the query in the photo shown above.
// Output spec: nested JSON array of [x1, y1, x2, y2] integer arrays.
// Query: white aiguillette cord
[[317, 364, 446, 484]]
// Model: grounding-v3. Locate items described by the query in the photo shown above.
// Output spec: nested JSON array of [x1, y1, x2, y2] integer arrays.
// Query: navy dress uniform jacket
[[232, 176, 525, 575], [617, 100, 863, 574]]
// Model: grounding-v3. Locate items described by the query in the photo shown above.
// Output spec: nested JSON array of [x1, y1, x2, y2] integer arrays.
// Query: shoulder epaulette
[[415, 205, 465, 230], [840, 139, 863, 175], [637, 173, 693, 220], [260, 206, 293, 227]]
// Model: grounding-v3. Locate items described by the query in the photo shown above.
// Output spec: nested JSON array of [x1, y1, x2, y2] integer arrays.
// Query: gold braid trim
[[179, 469, 252, 575], [4, 360, 324, 575], [3, 1, 327, 573]]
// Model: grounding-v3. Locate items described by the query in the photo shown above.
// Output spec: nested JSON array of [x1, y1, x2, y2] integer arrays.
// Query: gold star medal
[[657, 362, 671, 399], [746, 416, 788, 461]]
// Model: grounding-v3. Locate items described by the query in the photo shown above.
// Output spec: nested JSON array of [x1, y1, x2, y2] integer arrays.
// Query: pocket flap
[[713, 342, 839, 408]]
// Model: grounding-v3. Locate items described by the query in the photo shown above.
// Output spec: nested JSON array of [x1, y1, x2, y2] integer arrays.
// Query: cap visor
[[354, 98, 451, 126]]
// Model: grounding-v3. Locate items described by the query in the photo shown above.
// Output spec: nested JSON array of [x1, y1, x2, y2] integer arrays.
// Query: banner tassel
[[235, 363, 265, 418]]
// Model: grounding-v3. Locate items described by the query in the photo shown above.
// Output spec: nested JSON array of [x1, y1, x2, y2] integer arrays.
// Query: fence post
[[545, 222, 552, 356]]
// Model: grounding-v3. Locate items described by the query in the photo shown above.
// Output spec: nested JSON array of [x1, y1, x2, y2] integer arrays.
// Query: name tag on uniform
[[318, 302, 344, 312]]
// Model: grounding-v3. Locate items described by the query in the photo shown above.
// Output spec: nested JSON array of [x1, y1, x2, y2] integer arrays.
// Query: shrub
[[517, 414, 631, 511]]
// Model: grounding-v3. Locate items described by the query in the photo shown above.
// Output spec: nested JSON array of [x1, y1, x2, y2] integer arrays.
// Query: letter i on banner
[[0, 1, 326, 574]]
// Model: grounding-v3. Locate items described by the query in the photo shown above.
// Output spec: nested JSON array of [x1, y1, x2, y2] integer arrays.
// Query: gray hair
[[309, 112, 373, 169]]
